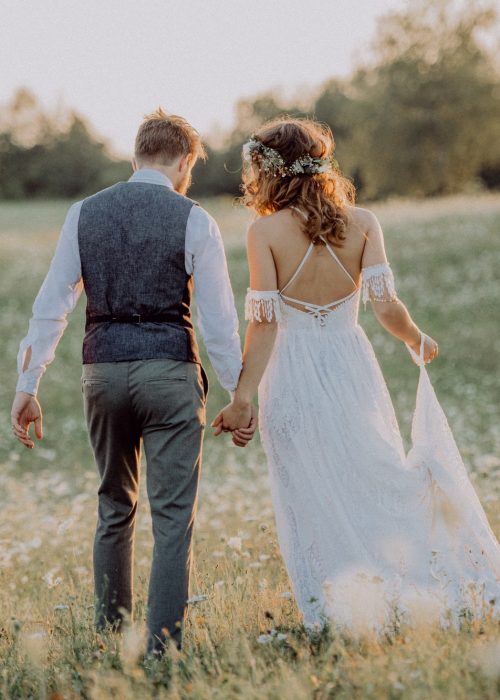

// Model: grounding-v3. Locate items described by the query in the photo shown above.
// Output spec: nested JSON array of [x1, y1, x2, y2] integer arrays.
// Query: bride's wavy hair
[[239, 116, 355, 246]]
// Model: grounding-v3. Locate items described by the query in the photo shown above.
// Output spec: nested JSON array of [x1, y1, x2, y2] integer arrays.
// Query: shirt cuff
[[16, 373, 40, 396]]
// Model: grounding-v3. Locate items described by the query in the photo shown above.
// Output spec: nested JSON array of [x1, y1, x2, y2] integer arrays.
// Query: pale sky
[[1, 0, 404, 156]]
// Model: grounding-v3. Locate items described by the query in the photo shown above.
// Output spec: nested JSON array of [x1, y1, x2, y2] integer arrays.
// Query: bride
[[212, 117, 500, 634]]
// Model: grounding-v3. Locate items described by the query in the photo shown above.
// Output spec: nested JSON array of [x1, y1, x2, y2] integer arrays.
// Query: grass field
[[0, 194, 499, 699]]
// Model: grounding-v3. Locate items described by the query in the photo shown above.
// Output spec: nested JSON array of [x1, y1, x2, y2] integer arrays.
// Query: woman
[[212, 117, 500, 634]]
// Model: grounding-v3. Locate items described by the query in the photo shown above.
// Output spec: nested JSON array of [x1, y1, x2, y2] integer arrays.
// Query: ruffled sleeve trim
[[361, 262, 398, 309], [244, 289, 282, 322]]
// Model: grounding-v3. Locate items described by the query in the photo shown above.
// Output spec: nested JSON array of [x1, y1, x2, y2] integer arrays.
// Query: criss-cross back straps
[[318, 235, 357, 287], [279, 241, 315, 295], [280, 205, 357, 295]]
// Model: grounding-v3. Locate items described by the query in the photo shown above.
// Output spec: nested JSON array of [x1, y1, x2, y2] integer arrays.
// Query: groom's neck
[[136, 162, 176, 181]]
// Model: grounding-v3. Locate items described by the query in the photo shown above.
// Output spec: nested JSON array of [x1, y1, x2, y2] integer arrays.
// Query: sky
[[1, 0, 404, 157]]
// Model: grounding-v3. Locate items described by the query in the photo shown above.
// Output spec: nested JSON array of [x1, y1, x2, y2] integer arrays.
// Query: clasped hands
[[211, 398, 258, 448]]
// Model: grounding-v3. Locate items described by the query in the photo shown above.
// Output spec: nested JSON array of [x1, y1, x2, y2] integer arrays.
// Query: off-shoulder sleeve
[[244, 289, 282, 322], [361, 262, 398, 309]]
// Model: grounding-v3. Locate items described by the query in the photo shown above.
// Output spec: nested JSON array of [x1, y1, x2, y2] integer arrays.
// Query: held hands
[[211, 399, 258, 447], [11, 392, 43, 449]]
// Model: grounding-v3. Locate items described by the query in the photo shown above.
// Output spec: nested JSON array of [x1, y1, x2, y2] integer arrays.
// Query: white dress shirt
[[16, 168, 243, 397]]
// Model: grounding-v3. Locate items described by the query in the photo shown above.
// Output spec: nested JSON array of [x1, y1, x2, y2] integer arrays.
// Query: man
[[11, 108, 256, 657]]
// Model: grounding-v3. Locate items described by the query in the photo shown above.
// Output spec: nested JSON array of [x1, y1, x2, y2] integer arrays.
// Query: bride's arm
[[212, 220, 279, 433], [360, 209, 438, 361]]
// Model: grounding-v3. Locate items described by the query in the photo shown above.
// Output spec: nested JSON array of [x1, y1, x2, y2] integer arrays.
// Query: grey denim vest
[[78, 181, 201, 366]]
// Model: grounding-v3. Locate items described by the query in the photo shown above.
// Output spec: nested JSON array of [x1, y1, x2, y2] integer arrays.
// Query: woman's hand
[[408, 333, 439, 364], [232, 408, 258, 447], [212, 398, 255, 437]]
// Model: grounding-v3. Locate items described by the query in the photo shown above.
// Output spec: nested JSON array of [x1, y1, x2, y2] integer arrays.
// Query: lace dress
[[245, 235, 500, 635]]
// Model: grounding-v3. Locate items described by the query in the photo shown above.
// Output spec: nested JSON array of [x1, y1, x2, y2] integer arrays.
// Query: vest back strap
[[87, 313, 178, 324]]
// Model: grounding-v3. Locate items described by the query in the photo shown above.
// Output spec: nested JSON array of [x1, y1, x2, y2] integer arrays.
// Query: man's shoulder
[[162, 188, 200, 213], [81, 181, 126, 206], [186, 202, 220, 234]]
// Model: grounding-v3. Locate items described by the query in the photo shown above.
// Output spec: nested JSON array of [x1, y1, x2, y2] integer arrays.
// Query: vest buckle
[[132, 314, 141, 323]]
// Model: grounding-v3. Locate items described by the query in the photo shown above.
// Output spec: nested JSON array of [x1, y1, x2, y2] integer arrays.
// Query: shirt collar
[[128, 168, 174, 189]]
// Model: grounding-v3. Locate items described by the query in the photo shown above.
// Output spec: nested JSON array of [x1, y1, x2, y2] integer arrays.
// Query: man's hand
[[211, 401, 258, 447], [11, 392, 43, 449]]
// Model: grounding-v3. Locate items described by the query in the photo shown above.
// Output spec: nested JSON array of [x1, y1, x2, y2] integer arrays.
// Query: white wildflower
[[43, 567, 63, 588], [257, 629, 287, 645], [120, 621, 146, 671], [21, 630, 48, 666], [474, 454, 500, 471], [57, 517, 74, 534], [470, 640, 500, 679], [38, 448, 56, 461], [227, 536, 242, 551], [187, 594, 208, 604]]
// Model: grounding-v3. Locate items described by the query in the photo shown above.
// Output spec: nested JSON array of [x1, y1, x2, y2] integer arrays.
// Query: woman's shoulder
[[246, 209, 295, 240], [345, 204, 380, 231]]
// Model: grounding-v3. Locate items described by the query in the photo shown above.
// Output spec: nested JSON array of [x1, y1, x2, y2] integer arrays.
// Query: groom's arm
[[185, 205, 243, 399], [15, 201, 84, 397]]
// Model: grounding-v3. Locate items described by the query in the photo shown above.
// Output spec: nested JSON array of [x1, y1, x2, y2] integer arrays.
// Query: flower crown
[[242, 136, 339, 178]]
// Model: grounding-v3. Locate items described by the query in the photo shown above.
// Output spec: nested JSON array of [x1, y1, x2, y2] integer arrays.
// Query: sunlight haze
[[1, 0, 404, 156]]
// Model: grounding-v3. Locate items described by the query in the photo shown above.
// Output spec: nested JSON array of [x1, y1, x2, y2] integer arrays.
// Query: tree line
[[1, 0, 499, 202]]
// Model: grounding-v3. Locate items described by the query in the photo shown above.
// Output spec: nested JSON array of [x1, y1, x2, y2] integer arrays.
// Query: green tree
[[0, 88, 130, 200], [348, 0, 500, 198]]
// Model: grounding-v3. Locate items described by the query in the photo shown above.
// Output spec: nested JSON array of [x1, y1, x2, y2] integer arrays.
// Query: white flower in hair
[[242, 135, 339, 177], [242, 140, 254, 162]]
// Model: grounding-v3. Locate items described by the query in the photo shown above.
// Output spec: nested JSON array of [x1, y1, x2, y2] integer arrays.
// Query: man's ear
[[178, 153, 192, 172], [131, 157, 138, 172]]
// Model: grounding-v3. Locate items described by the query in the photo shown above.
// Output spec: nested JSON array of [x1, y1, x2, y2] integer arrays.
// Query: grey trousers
[[81, 358, 207, 655]]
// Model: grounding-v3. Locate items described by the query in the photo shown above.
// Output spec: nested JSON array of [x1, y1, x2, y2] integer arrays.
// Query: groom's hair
[[134, 107, 207, 166]]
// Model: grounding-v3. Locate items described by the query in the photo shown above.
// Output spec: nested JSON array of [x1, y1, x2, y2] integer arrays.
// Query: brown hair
[[240, 116, 355, 246], [134, 107, 207, 165]]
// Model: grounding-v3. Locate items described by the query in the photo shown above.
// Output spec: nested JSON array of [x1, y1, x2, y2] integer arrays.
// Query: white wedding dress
[[245, 226, 500, 635]]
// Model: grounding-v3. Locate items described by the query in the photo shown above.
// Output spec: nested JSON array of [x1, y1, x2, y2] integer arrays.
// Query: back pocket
[[142, 359, 189, 383]]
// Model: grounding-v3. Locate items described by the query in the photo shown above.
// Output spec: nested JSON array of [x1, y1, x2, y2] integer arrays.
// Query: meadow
[[0, 193, 499, 699]]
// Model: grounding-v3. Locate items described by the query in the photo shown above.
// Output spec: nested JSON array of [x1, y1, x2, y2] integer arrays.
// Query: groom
[[11, 108, 256, 657]]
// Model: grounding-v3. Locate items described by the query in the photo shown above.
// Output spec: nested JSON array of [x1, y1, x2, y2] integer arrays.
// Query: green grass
[[0, 195, 499, 699]]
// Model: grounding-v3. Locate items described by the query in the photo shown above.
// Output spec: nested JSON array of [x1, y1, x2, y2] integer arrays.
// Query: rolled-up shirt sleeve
[[185, 205, 243, 396], [16, 201, 84, 396]]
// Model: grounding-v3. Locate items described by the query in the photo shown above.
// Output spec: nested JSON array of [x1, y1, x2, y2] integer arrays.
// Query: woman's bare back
[[262, 205, 370, 311]]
